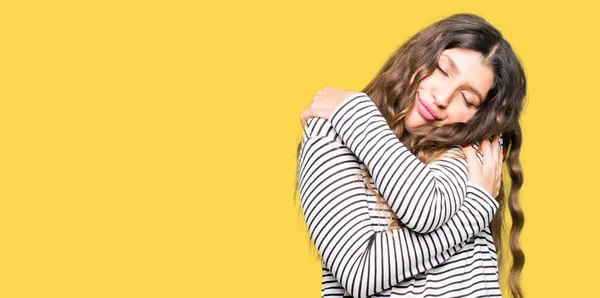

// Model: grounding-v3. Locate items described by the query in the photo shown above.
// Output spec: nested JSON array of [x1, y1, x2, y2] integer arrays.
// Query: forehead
[[440, 48, 494, 99]]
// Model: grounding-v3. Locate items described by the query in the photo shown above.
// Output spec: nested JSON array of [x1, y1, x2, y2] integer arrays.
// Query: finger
[[480, 137, 493, 171], [497, 139, 504, 169], [494, 146, 504, 198], [495, 171, 502, 198], [495, 162, 502, 194], [497, 134, 503, 153], [300, 106, 312, 127], [490, 134, 500, 165], [300, 112, 307, 127], [461, 145, 480, 179]]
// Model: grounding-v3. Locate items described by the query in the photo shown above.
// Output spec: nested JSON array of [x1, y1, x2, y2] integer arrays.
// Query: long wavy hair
[[296, 13, 526, 298]]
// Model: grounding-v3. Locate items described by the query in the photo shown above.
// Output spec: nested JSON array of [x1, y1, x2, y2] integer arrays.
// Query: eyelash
[[436, 64, 449, 77], [436, 63, 475, 108], [462, 93, 474, 107]]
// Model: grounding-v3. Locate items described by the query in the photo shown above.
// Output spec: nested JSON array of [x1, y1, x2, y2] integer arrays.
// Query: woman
[[296, 13, 525, 298]]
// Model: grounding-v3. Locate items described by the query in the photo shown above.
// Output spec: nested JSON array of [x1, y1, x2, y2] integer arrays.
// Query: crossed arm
[[320, 92, 480, 233], [298, 117, 498, 298]]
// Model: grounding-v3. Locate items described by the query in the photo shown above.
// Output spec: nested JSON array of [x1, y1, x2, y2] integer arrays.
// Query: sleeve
[[298, 117, 498, 298], [328, 93, 472, 233]]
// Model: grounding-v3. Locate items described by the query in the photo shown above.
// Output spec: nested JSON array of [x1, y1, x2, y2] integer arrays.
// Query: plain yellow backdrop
[[1, 0, 598, 297]]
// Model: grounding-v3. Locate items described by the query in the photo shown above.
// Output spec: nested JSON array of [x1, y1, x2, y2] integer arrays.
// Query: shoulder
[[429, 144, 484, 169], [429, 146, 468, 172], [431, 143, 485, 169]]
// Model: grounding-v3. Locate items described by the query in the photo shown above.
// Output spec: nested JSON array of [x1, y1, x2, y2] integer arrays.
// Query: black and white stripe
[[298, 94, 501, 297]]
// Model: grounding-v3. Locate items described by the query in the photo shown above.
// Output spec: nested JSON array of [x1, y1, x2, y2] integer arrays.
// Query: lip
[[417, 96, 438, 120]]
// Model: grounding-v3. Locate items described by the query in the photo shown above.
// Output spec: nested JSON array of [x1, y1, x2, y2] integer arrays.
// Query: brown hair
[[296, 13, 526, 298]]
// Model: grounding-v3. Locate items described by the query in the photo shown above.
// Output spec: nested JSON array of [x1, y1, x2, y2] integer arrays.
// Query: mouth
[[417, 96, 438, 121]]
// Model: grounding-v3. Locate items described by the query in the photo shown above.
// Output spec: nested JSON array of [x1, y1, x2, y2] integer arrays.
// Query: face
[[404, 48, 495, 135]]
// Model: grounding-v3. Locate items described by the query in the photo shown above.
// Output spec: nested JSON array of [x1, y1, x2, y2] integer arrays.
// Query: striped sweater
[[297, 93, 502, 297]]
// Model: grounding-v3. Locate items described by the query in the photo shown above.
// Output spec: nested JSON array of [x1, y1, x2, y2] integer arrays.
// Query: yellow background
[[1, 0, 597, 297]]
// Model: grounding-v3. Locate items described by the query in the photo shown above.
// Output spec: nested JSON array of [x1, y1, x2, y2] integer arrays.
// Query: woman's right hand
[[461, 135, 504, 198]]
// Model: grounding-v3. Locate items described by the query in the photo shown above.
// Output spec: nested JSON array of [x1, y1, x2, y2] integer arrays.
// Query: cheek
[[418, 75, 437, 89], [448, 104, 477, 123], [404, 103, 422, 132]]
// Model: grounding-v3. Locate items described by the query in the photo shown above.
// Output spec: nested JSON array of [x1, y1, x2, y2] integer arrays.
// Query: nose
[[432, 87, 453, 108]]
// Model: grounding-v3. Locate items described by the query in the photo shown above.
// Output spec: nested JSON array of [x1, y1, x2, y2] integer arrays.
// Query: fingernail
[[462, 144, 469, 148]]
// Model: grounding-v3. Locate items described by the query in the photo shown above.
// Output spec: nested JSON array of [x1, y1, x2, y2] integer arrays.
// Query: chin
[[405, 114, 428, 136], [406, 126, 432, 136]]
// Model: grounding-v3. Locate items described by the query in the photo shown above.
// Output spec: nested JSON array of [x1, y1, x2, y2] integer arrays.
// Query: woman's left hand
[[462, 135, 504, 198], [300, 86, 359, 127]]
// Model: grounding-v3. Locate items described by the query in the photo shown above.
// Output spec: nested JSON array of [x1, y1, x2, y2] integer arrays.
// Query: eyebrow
[[442, 54, 485, 105]]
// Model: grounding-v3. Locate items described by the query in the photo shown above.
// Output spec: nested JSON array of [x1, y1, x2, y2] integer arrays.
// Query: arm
[[298, 118, 498, 298], [328, 93, 470, 233]]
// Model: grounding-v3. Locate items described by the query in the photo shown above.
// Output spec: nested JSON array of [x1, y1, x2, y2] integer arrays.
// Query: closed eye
[[436, 63, 449, 78], [462, 92, 475, 108]]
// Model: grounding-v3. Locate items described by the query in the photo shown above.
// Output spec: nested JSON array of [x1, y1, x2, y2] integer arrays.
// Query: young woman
[[296, 13, 525, 298]]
